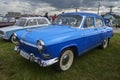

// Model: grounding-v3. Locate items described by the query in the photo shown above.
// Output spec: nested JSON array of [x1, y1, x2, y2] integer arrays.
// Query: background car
[[0, 17, 16, 28], [0, 17, 50, 43], [116, 19, 120, 28], [14, 12, 113, 71]]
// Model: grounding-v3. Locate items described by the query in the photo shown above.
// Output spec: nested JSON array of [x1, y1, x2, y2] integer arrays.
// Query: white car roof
[[20, 17, 47, 20]]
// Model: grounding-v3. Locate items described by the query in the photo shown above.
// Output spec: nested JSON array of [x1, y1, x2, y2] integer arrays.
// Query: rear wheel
[[101, 39, 109, 49], [55, 49, 74, 71]]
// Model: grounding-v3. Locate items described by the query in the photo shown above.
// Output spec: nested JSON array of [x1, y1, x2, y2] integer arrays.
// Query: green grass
[[0, 33, 120, 80]]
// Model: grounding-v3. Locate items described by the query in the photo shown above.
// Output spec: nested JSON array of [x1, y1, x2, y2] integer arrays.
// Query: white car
[[0, 17, 51, 43]]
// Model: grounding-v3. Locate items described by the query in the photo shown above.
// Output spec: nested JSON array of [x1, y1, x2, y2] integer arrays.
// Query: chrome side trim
[[20, 40, 37, 48]]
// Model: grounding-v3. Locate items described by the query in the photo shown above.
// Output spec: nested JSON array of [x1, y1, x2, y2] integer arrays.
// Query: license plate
[[20, 50, 30, 60]]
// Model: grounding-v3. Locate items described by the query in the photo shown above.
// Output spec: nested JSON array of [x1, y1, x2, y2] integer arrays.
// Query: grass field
[[0, 33, 120, 80]]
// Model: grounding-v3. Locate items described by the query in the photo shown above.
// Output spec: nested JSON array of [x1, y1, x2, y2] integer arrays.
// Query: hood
[[16, 25, 81, 45], [0, 25, 23, 32]]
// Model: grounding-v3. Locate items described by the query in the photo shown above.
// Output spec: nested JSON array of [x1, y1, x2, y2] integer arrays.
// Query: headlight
[[37, 40, 45, 51], [11, 33, 19, 44]]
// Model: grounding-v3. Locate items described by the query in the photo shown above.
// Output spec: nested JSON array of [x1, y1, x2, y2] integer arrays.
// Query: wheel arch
[[59, 45, 78, 58], [9, 33, 14, 40]]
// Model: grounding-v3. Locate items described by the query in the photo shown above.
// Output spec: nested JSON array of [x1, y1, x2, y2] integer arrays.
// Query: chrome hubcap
[[62, 54, 69, 65], [103, 40, 108, 48]]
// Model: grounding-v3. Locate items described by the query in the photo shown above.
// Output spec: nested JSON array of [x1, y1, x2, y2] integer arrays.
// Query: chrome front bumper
[[0, 34, 7, 39], [14, 46, 58, 67]]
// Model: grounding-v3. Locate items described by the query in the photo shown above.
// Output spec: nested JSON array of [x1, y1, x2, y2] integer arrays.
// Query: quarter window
[[37, 19, 48, 25], [84, 17, 94, 28], [96, 18, 103, 27], [27, 19, 37, 26]]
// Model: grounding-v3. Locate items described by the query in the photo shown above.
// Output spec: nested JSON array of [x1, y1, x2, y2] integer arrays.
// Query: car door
[[95, 17, 106, 42], [83, 16, 101, 50]]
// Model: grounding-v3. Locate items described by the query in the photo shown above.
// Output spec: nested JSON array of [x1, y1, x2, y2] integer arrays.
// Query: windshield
[[53, 14, 83, 27], [14, 19, 27, 26]]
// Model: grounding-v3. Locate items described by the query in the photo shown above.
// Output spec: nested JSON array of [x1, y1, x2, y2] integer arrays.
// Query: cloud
[[0, 0, 33, 14], [34, 3, 56, 15], [3, 2, 8, 4], [29, 0, 120, 8], [0, 0, 120, 15]]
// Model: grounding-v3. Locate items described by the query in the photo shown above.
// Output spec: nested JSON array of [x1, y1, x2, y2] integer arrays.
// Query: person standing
[[52, 14, 57, 22], [44, 12, 49, 19]]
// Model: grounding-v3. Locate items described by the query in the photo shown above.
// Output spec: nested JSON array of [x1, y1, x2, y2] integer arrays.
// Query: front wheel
[[10, 34, 18, 44], [55, 49, 74, 71]]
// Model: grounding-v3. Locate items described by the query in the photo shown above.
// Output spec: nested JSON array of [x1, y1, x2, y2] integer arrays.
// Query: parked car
[[103, 13, 115, 26], [0, 17, 16, 28], [116, 19, 120, 28], [0, 17, 50, 43], [14, 12, 113, 71]]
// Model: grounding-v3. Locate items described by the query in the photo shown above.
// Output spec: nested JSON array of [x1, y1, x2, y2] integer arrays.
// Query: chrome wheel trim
[[103, 39, 108, 49], [10, 35, 18, 44]]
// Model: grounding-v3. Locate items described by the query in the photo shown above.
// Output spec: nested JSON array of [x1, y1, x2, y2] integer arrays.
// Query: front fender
[[6, 31, 14, 39], [52, 43, 78, 58]]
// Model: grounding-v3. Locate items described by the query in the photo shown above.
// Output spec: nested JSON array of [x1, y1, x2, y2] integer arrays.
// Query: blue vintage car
[[14, 12, 113, 71], [0, 17, 50, 43]]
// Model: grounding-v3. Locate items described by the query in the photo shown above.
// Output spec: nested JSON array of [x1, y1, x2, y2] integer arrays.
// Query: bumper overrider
[[0, 34, 5, 39], [14, 46, 58, 67]]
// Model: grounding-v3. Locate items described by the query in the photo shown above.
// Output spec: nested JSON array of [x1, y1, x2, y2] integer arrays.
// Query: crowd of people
[[43, 12, 57, 22]]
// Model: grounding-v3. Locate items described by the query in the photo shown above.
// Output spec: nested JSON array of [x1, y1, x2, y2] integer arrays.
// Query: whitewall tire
[[10, 34, 18, 44], [101, 39, 109, 49], [56, 49, 74, 71]]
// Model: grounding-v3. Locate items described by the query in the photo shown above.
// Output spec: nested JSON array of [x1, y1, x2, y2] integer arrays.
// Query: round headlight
[[37, 40, 45, 51]]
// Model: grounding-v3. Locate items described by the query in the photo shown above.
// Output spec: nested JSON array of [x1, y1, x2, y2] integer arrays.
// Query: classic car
[[14, 12, 113, 71], [0, 17, 50, 43], [0, 17, 16, 28], [116, 19, 120, 28]]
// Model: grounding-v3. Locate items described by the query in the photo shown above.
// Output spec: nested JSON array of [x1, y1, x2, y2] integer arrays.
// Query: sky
[[0, 0, 120, 15]]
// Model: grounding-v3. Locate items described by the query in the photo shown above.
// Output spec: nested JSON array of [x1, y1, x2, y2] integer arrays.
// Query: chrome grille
[[0, 31, 4, 35]]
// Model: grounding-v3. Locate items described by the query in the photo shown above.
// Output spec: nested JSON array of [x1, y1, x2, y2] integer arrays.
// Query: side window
[[96, 18, 103, 27], [84, 17, 94, 28], [37, 19, 48, 25], [26, 19, 37, 26]]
